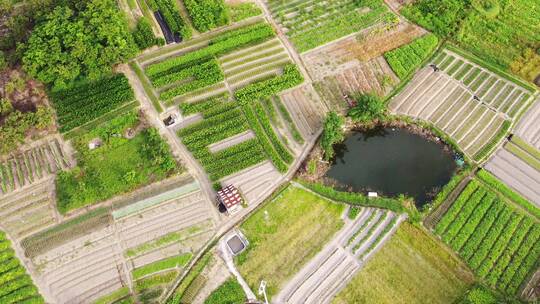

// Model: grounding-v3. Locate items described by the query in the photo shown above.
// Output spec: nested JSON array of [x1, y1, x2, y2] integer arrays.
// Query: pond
[[325, 127, 458, 208]]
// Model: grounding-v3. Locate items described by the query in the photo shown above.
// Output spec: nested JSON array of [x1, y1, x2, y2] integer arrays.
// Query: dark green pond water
[[326, 127, 457, 208]]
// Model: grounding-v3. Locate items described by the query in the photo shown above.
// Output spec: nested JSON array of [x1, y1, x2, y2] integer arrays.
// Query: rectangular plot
[[446, 59, 464, 76], [427, 87, 466, 122], [500, 90, 523, 114], [492, 85, 515, 109], [439, 55, 456, 70], [483, 80, 505, 104], [446, 99, 477, 134], [466, 117, 505, 156], [454, 63, 473, 80], [463, 68, 481, 86], [476, 76, 497, 98], [459, 110, 496, 148], [436, 92, 472, 127], [508, 93, 531, 119], [469, 71, 490, 92], [433, 52, 448, 65], [454, 106, 486, 141]]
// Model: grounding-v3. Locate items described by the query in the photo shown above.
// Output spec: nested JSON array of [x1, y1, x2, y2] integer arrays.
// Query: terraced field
[[276, 207, 405, 303], [265, 0, 395, 52], [19, 175, 216, 303], [515, 97, 540, 150], [388, 48, 535, 161], [0, 180, 58, 239], [0, 137, 73, 195], [434, 179, 540, 296], [133, 20, 295, 109]]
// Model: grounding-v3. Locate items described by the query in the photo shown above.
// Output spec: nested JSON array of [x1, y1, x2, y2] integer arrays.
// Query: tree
[[0, 51, 6, 71], [347, 93, 386, 123], [321, 111, 344, 161], [22, 0, 137, 88]]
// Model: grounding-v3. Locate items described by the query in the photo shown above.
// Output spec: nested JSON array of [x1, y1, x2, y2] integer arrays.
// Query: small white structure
[[217, 184, 243, 215], [368, 192, 378, 198], [88, 138, 102, 150]]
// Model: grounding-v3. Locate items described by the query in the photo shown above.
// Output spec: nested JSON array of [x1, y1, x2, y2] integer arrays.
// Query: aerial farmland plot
[[389, 47, 535, 161], [265, 0, 395, 53]]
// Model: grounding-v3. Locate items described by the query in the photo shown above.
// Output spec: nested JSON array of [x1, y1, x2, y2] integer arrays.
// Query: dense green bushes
[[234, 64, 303, 104], [253, 102, 293, 164], [320, 111, 344, 161], [298, 181, 405, 213], [401, 0, 470, 37], [0, 231, 45, 304], [146, 0, 191, 39], [184, 0, 229, 32], [384, 34, 439, 79], [49, 74, 135, 132], [133, 18, 164, 50], [179, 94, 227, 115], [146, 23, 274, 76], [348, 93, 386, 122]]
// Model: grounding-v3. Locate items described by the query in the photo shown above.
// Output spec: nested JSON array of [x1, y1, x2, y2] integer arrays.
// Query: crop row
[[346, 211, 376, 247], [150, 59, 220, 87], [434, 180, 479, 235], [159, 61, 224, 100], [274, 97, 304, 144], [207, 144, 267, 181], [234, 64, 303, 104], [178, 106, 242, 138], [441, 188, 487, 244], [50, 74, 135, 132], [253, 102, 293, 164], [135, 270, 177, 292], [242, 103, 288, 172], [473, 120, 511, 161], [436, 180, 540, 295], [178, 94, 226, 116], [183, 0, 229, 32], [145, 23, 274, 77], [146, 0, 191, 39], [133, 253, 192, 279], [352, 212, 388, 254], [0, 232, 45, 304], [384, 34, 439, 80], [359, 215, 398, 259]]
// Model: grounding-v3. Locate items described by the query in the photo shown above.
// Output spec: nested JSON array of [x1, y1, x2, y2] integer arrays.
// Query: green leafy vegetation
[[133, 18, 164, 50], [204, 278, 245, 304], [384, 34, 439, 79], [227, 2, 262, 22], [320, 111, 344, 161], [22, 0, 137, 88], [236, 185, 344, 299], [401, 0, 470, 37], [435, 178, 540, 295], [167, 252, 213, 304], [49, 74, 135, 132], [135, 270, 177, 291], [0, 231, 45, 304], [334, 223, 474, 304], [183, 0, 229, 32], [347, 94, 386, 123], [473, 120, 510, 161], [133, 253, 192, 279], [145, 0, 192, 39], [56, 112, 177, 213]]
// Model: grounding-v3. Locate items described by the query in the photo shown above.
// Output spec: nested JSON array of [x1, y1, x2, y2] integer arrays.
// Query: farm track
[[276, 207, 405, 304]]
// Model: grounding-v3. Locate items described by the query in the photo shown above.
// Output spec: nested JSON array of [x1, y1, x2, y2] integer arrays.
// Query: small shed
[[217, 185, 243, 215], [88, 138, 103, 150]]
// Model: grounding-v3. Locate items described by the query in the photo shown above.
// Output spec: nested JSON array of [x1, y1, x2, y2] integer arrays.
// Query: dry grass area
[[235, 185, 345, 299], [333, 223, 474, 304]]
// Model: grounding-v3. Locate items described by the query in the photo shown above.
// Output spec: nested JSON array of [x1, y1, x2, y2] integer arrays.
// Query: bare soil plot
[[389, 66, 509, 160], [0, 180, 58, 238], [485, 148, 540, 206], [220, 161, 282, 204], [276, 207, 405, 304], [515, 98, 540, 150], [0, 136, 73, 195]]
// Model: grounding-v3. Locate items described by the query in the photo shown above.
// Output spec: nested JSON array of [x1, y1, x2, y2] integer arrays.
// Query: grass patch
[[93, 287, 130, 304], [130, 61, 163, 113], [235, 185, 345, 299], [204, 278, 245, 304], [333, 223, 474, 304]]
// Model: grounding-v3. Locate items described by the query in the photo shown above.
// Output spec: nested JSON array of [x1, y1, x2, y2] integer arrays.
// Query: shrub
[[184, 0, 229, 32], [320, 111, 344, 161], [347, 93, 386, 123], [384, 33, 439, 79]]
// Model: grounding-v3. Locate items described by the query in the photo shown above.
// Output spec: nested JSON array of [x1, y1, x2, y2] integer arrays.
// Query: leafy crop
[[146, 0, 191, 39], [384, 34, 438, 79], [184, 0, 229, 32]]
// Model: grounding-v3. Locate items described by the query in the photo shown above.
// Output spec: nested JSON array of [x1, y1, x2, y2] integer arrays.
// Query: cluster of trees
[[347, 94, 386, 123], [133, 18, 165, 50], [401, 0, 470, 37], [22, 0, 137, 88], [320, 111, 344, 161], [0, 98, 54, 154]]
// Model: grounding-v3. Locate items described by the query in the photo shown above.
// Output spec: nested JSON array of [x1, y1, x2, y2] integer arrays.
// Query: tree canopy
[[22, 0, 136, 88], [348, 94, 386, 123], [321, 111, 344, 161]]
